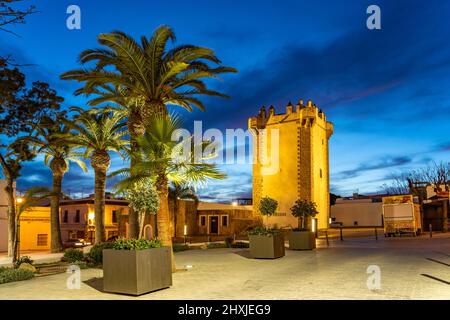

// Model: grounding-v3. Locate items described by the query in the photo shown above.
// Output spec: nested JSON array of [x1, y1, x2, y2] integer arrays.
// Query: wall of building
[[60, 199, 129, 243], [19, 207, 51, 251], [60, 203, 90, 243], [331, 200, 383, 227]]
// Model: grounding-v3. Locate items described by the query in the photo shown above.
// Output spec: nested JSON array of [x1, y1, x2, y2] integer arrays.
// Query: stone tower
[[249, 99, 333, 229]]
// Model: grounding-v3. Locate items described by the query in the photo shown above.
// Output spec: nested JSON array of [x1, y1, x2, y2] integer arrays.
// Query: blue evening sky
[[2, 0, 450, 200]]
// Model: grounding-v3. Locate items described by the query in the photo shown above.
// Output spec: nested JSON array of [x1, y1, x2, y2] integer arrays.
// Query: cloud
[[333, 156, 413, 180]]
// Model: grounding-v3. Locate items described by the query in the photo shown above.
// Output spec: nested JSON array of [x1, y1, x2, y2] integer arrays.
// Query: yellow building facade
[[249, 99, 333, 229], [19, 207, 51, 251]]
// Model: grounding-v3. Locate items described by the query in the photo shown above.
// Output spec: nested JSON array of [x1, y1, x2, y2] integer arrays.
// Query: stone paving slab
[[0, 235, 449, 300]]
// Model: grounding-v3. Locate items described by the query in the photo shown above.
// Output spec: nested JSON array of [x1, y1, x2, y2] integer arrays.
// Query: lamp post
[[14, 197, 24, 262]]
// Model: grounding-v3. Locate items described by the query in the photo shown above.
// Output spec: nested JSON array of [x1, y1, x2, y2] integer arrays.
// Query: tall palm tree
[[63, 107, 128, 244], [169, 184, 199, 237], [13, 187, 51, 262], [21, 114, 87, 252], [112, 114, 225, 271], [61, 25, 236, 238]]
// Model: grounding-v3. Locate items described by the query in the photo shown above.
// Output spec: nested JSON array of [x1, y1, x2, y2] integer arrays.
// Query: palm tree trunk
[[5, 176, 15, 257], [156, 173, 175, 272], [94, 168, 106, 244], [173, 199, 179, 238], [50, 172, 64, 252], [127, 113, 144, 239], [12, 216, 20, 263]]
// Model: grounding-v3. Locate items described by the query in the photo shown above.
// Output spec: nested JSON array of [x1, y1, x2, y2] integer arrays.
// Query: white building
[[330, 197, 383, 227]]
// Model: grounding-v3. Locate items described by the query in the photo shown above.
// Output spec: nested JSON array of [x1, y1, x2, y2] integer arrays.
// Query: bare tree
[[0, 0, 37, 35]]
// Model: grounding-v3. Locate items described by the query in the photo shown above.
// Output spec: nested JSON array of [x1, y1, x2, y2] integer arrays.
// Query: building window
[[75, 210, 80, 223], [320, 169, 323, 178], [69, 231, 77, 239], [77, 231, 85, 239], [199, 215, 206, 226], [63, 210, 68, 223], [37, 234, 48, 246], [112, 210, 118, 223], [221, 215, 228, 227]]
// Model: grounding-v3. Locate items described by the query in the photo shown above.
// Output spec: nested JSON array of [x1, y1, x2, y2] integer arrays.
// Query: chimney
[[307, 99, 313, 108], [269, 105, 275, 117], [259, 106, 267, 119], [286, 101, 293, 114]]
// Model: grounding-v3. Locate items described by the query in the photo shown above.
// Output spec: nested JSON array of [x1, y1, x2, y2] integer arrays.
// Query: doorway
[[209, 216, 219, 234]]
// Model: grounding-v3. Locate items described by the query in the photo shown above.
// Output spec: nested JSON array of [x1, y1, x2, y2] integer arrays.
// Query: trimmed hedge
[[87, 242, 114, 265], [62, 249, 85, 263], [0, 267, 34, 284]]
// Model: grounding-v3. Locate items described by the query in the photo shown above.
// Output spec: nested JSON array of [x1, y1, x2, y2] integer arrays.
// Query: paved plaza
[[0, 234, 449, 300]]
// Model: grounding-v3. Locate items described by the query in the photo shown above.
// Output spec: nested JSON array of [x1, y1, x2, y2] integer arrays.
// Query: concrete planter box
[[103, 247, 172, 295], [288, 231, 316, 250], [249, 233, 285, 259]]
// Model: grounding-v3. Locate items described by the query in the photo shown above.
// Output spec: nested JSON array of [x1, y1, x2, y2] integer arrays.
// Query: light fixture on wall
[[88, 212, 95, 225], [311, 218, 317, 233]]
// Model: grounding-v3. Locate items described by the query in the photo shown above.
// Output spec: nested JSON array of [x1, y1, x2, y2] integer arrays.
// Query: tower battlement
[[249, 99, 333, 136]]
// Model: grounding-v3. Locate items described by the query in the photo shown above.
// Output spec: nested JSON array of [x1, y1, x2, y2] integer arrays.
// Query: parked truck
[[382, 195, 422, 237]]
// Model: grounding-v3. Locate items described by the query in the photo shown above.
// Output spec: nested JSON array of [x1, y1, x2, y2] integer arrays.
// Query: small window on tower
[[320, 169, 323, 178]]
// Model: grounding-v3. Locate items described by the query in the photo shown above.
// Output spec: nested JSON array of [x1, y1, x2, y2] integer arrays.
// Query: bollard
[[340, 227, 343, 241], [429, 224, 432, 238], [326, 230, 329, 247], [375, 227, 378, 241]]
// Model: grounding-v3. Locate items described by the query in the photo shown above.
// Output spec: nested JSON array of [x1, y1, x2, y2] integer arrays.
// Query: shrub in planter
[[248, 227, 285, 259], [288, 200, 318, 250], [62, 249, 85, 263], [103, 238, 172, 295], [87, 242, 115, 265], [258, 197, 278, 226], [0, 267, 34, 284]]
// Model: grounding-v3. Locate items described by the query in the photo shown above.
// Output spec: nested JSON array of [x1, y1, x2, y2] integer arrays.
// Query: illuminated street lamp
[[14, 196, 24, 261]]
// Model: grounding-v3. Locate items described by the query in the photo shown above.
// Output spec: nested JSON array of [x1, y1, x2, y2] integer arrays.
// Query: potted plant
[[248, 197, 285, 259], [248, 227, 285, 259], [103, 238, 172, 295], [288, 199, 318, 250]]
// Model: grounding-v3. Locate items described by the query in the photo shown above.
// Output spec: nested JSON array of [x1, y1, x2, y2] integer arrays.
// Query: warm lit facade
[[60, 196, 129, 244], [195, 202, 256, 236], [19, 207, 51, 251], [249, 99, 333, 229], [0, 180, 51, 252]]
